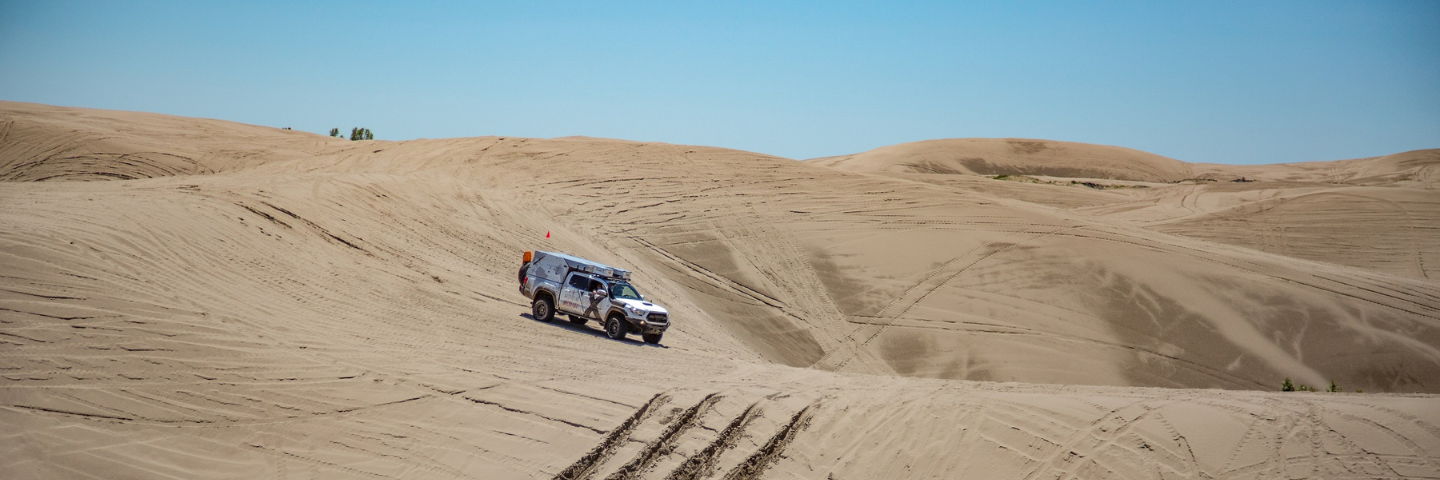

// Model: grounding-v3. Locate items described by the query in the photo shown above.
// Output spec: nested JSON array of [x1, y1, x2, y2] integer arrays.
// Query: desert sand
[[2, 101, 1438, 478]]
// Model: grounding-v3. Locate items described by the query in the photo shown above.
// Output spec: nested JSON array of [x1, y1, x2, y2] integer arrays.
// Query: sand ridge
[[806, 138, 1194, 182], [811, 137, 1440, 281], [0, 101, 347, 181], [2, 102, 1438, 478]]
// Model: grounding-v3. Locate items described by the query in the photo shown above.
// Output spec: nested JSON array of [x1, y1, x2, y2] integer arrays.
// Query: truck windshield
[[609, 282, 642, 300]]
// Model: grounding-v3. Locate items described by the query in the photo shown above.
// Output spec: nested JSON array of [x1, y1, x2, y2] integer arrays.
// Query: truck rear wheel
[[605, 315, 628, 340], [642, 333, 662, 344], [568, 314, 588, 326], [532, 296, 555, 322]]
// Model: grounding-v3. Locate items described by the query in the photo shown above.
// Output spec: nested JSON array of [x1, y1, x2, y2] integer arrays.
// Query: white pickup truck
[[519, 251, 670, 344]]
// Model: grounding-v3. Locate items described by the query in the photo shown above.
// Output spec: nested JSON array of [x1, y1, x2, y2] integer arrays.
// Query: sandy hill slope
[[3, 103, 1438, 479], [0, 101, 344, 181], [1051, 151, 1439, 281], [807, 138, 1193, 182], [1188, 149, 1440, 185], [1130, 149, 1440, 279], [813, 138, 1439, 280]]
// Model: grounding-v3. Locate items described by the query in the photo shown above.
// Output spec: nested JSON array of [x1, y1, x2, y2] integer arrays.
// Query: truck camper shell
[[529, 251, 632, 282]]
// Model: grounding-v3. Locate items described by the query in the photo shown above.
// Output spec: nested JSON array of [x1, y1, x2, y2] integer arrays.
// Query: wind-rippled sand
[[3, 101, 1438, 478]]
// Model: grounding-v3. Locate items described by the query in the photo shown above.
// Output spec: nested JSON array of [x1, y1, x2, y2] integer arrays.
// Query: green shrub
[[1281, 378, 1294, 391], [329, 128, 340, 137]]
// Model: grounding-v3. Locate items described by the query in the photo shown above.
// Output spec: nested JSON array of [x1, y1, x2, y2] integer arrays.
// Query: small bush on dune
[[329, 128, 340, 137], [349, 127, 373, 141]]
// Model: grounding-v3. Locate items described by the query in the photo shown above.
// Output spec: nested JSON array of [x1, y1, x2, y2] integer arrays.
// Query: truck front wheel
[[605, 315, 628, 340], [532, 296, 555, 322]]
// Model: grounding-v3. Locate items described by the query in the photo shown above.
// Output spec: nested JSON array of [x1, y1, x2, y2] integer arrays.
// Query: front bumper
[[626, 316, 668, 334]]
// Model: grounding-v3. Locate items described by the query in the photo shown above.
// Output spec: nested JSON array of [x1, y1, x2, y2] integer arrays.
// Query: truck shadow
[[518, 313, 668, 348]]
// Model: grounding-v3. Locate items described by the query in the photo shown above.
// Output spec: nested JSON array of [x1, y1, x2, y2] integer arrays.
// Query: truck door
[[580, 279, 610, 320], [593, 279, 612, 319], [560, 273, 588, 313]]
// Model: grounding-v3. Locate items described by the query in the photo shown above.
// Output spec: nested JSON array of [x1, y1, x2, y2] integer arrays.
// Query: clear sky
[[2, 1, 1436, 164]]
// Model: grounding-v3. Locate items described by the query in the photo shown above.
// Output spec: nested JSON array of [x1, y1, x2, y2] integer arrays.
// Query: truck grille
[[647, 313, 668, 324]]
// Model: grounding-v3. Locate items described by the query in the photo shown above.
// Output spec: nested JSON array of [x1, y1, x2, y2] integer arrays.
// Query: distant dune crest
[[0, 101, 341, 182], [1189, 148, 1440, 186], [810, 137, 1439, 188], [808, 137, 1194, 183]]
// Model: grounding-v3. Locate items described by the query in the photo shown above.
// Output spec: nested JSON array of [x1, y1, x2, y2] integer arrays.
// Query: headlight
[[624, 304, 643, 316]]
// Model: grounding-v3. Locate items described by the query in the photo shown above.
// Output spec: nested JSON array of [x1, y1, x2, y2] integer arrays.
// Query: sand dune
[[1188, 149, 1440, 185], [3, 102, 1438, 478], [0, 102, 342, 181], [814, 138, 1440, 280], [807, 138, 1193, 182]]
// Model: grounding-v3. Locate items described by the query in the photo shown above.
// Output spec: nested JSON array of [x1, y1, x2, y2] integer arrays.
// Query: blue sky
[[2, 1, 1436, 164]]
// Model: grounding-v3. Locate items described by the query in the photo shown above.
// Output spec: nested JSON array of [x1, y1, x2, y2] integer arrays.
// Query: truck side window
[[568, 274, 589, 289]]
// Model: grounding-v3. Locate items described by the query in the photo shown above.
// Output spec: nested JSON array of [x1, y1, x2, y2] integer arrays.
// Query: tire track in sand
[[555, 393, 669, 480]]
